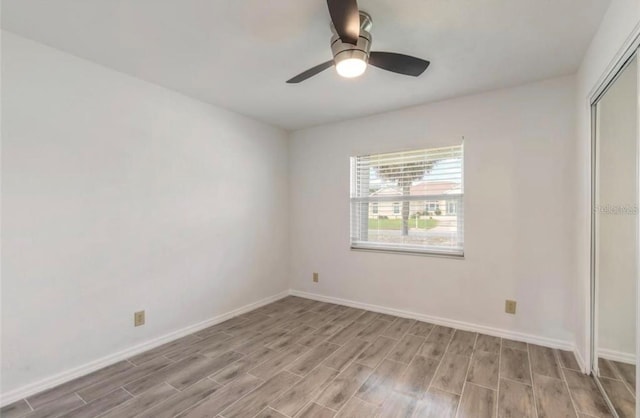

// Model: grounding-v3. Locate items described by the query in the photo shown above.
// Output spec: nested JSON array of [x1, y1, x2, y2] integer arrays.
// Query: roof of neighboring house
[[370, 181, 460, 197], [410, 181, 460, 196], [369, 186, 403, 197]]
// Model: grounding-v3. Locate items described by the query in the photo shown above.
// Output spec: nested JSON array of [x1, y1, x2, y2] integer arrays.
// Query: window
[[350, 144, 464, 256], [447, 201, 456, 214]]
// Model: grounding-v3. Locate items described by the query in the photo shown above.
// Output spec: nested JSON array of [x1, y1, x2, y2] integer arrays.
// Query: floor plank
[[529, 344, 562, 379], [249, 344, 309, 380], [169, 351, 244, 390], [431, 352, 471, 395], [406, 321, 434, 338], [500, 347, 532, 385], [287, 342, 340, 377], [533, 373, 577, 418], [597, 358, 619, 379], [476, 334, 501, 354], [467, 350, 499, 389], [556, 350, 581, 371], [315, 362, 373, 411], [64, 388, 132, 418], [295, 402, 336, 418], [123, 353, 230, 395], [355, 319, 393, 342], [355, 336, 397, 369], [447, 330, 477, 357], [78, 356, 172, 402], [210, 347, 278, 385], [335, 397, 379, 418], [457, 382, 496, 418], [419, 326, 455, 360], [414, 389, 459, 418], [137, 378, 222, 418], [382, 318, 416, 340], [129, 335, 202, 365], [178, 373, 263, 418], [255, 407, 289, 418], [394, 355, 440, 398], [100, 382, 178, 418], [328, 322, 365, 345], [563, 369, 612, 417], [612, 361, 636, 392], [387, 334, 425, 364], [323, 338, 370, 371], [599, 377, 635, 418], [498, 378, 535, 418], [219, 371, 299, 418], [378, 391, 418, 417], [270, 366, 338, 416], [0, 400, 32, 418], [502, 339, 527, 351], [22, 392, 85, 418], [356, 359, 407, 406], [25, 360, 132, 409]]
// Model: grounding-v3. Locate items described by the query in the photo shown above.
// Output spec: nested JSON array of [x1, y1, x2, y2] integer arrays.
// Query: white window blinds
[[350, 144, 464, 256]]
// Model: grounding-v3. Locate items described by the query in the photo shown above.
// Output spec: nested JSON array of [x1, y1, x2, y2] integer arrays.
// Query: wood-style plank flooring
[[597, 358, 636, 418], [1, 296, 615, 418]]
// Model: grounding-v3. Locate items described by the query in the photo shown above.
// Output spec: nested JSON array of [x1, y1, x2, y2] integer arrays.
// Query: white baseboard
[[0, 290, 289, 407], [598, 348, 636, 365], [289, 289, 576, 351]]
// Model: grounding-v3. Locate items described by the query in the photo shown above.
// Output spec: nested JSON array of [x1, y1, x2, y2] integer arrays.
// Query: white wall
[[1, 32, 289, 395], [574, 0, 640, 369], [289, 76, 577, 344], [596, 57, 638, 359]]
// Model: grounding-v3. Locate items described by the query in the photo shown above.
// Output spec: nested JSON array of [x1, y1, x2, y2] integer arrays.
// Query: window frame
[[426, 201, 438, 212], [349, 145, 464, 258]]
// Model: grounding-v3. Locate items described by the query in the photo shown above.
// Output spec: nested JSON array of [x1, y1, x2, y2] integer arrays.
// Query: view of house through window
[[350, 144, 464, 256]]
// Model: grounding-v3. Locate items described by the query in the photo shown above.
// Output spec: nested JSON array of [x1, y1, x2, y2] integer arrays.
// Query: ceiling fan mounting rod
[[329, 10, 372, 38], [358, 11, 373, 32]]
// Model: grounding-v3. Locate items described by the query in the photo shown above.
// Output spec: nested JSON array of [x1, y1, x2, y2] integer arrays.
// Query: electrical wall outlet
[[313, 272, 319, 283], [134, 310, 145, 327], [505, 300, 517, 315]]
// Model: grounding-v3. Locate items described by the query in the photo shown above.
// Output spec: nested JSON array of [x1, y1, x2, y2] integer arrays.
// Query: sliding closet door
[[593, 53, 638, 415], [596, 55, 638, 365]]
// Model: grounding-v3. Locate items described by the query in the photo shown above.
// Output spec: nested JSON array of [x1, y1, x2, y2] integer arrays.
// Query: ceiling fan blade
[[368, 52, 430, 77], [326, 0, 360, 45], [286, 60, 334, 84]]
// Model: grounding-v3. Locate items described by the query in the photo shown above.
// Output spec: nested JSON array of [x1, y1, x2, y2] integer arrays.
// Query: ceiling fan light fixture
[[334, 46, 368, 79], [336, 57, 367, 78]]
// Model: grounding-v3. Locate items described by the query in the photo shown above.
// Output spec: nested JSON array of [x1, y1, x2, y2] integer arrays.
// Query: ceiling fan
[[286, 0, 430, 84]]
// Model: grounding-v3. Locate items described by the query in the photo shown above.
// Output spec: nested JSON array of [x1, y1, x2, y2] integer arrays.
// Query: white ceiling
[[2, 0, 610, 130]]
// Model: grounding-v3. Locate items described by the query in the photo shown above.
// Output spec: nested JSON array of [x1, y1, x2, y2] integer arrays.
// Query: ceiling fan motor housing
[[330, 11, 372, 66]]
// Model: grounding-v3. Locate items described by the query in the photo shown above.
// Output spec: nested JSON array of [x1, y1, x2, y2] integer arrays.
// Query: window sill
[[350, 246, 465, 259]]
